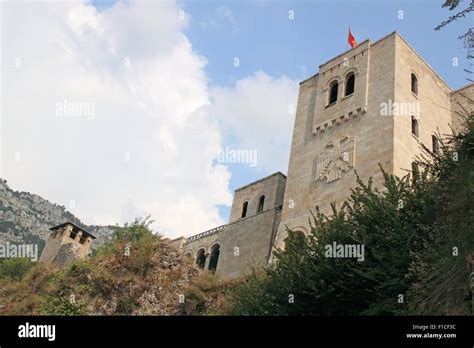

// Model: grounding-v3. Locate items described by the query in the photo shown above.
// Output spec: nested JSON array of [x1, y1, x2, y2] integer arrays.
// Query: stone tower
[[39, 222, 96, 267], [171, 172, 286, 278], [273, 31, 473, 249]]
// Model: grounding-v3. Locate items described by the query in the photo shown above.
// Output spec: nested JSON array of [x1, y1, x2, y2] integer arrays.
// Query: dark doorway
[[196, 248, 206, 269], [208, 244, 220, 273]]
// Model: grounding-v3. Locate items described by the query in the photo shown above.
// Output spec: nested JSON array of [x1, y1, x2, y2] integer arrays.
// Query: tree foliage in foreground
[[230, 113, 474, 315]]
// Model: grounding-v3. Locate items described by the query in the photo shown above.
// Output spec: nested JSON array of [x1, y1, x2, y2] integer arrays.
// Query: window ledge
[[342, 93, 354, 100], [411, 133, 420, 142], [325, 102, 337, 108], [411, 91, 419, 99]]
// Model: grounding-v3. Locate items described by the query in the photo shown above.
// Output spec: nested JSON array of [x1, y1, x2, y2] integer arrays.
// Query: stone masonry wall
[[274, 33, 397, 249], [39, 224, 93, 265], [182, 207, 281, 279], [229, 172, 286, 223], [180, 173, 286, 278], [451, 84, 474, 133], [393, 34, 452, 178]]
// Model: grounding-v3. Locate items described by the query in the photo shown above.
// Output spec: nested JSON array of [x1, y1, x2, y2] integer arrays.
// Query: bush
[[113, 216, 158, 242], [181, 272, 236, 315], [40, 294, 87, 315], [0, 258, 35, 281]]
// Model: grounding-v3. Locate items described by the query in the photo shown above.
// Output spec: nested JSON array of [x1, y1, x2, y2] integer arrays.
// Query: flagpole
[[346, 26, 350, 51]]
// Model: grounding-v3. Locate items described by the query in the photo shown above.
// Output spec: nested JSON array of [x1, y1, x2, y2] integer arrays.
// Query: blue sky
[[88, 0, 470, 223], [181, 0, 471, 87], [179, 0, 471, 221]]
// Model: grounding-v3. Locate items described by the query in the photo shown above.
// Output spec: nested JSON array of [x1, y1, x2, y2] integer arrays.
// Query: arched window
[[257, 195, 265, 213], [196, 249, 206, 269], [328, 81, 338, 105], [208, 244, 220, 273], [241, 201, 248, 218], [411, 116, 419, 138], [345, 73, 355, 96], [432, 135, 439, 154], [411, 73, 418, 96]]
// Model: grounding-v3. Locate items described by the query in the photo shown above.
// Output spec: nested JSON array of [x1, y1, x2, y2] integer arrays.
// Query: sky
[[0, 0, 471, 238]]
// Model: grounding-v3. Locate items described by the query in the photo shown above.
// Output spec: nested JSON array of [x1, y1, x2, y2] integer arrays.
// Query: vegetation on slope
[[0, 217, 205, 315]]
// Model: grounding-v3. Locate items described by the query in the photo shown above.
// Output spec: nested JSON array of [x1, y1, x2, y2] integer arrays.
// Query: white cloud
[[199, 6, 238, 33], [1, 0, 232, 238], [208, 71, 298, 174], [216, 6, 238, 33], [0, 0, 298, 239]]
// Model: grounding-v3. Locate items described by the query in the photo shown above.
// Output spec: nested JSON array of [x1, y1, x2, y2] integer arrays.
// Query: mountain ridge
[[0, 178, 115, 255]]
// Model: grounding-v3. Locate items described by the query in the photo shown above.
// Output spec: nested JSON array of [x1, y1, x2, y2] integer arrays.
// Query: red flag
[[348, 29, 357, 48]]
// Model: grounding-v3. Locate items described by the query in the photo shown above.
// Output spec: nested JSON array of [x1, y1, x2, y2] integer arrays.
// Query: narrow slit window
[[432, 135, 439, 154], [241, 201, 248, 218], [411, 116, 419, 138], [411, 73, 418, 96], [257, 195, 265, 213]]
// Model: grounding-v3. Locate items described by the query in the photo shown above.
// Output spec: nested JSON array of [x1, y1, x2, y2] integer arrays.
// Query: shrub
[[0, 258, 35, 281]]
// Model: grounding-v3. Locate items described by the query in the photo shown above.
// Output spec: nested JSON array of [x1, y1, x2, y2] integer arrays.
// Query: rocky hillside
[[0, 230, 236, 315], [0, 178, 115, 254], [0, 211, 240, 315]]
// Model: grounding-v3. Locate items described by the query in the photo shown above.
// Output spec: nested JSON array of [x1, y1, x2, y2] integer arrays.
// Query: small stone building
[[39, 222, 96, 267]]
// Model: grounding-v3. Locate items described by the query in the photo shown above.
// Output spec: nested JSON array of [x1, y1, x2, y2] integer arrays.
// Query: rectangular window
[[79, 235, 87, 244]]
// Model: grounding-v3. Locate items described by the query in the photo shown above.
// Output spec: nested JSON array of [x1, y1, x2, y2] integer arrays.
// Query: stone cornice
[[312, 106, 367, 136]]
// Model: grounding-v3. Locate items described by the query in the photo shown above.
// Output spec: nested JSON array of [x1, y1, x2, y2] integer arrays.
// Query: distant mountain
[[0, 178, 116, 255]]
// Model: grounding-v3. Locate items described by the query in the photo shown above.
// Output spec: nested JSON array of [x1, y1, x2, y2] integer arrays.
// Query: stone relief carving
[[315, 136, 355, 183]]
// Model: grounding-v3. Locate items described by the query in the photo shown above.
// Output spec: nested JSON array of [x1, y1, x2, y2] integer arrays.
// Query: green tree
[[231, 112, 474, 316], [113, 215, 157, 242]]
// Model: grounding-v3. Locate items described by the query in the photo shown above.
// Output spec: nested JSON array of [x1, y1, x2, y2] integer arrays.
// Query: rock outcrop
[[0, 178, 115, 254]]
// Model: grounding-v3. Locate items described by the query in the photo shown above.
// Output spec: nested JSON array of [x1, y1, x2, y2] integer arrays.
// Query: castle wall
[[52, 243, 82, 268], [39, 227, 67, 263], [450, 84, 474, 133], [393, 34, 452, 178], [274, 33, 397, 248], [182, 207, 281, 279]]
